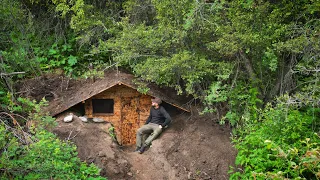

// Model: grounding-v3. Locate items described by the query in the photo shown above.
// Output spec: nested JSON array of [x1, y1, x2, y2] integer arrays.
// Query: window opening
[[92, 99, 114, 114]]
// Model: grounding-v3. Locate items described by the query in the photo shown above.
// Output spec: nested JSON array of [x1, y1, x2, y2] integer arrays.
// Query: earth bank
[[17, 73, 237, 179], [54, 110, 236, 180]]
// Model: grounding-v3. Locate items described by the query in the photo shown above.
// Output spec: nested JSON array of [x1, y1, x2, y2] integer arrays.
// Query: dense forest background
[[0, 0, 319, 179]]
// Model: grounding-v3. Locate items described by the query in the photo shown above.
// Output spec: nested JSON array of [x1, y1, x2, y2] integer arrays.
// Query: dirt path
[[125, 151, 171, 179], [53, 112, 236, 180]]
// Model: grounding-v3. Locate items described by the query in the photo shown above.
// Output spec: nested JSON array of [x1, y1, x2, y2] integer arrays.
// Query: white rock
[[93, 117, 105, 123], [79, 116, 88, 122], [63, 114, 73, 123]]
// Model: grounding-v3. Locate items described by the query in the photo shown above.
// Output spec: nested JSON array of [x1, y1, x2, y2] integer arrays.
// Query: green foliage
[[0, 93, 106, 179], [262, 48, 278, 72], [0, 92, 56, 129], [207, 82, 263, 127], [133, 80, 150, 95], [52, 0, 122, 46], [133, 51, 213, 95], [230, 102, 320, 179], [205, 82, 228, 105], [35, 40, 79, 74], [0, 92, 47, 119], [123, 0, 156, 25], [108, 125, 116, 142], [1, 0, 320, 179], [0, 126, 105, 179], [151, 0, 196, 27], [202, 81, 229, 115]]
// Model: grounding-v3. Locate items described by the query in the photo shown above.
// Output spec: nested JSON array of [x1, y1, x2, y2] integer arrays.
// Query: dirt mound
[[17, 73, 236, 179], [16, 73, 91, 102], [53, 112, 236, 180], [53, 113, 132, 179]]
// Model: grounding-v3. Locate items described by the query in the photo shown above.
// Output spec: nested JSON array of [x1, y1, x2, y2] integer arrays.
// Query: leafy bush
[[0, 127, 105, 179], [35, 39, 79, 75], [204, 81, 263, 127], [230, 102, 320, 179], [0, 95, 106, 179]]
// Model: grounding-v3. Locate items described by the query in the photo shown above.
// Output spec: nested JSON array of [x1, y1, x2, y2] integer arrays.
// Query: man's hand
[[159, 125, 163, 129]]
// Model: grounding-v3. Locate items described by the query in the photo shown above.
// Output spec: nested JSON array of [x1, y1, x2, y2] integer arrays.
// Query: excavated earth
[[17, 72, 237, 180]]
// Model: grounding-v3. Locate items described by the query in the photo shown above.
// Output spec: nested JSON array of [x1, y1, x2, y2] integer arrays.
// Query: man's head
[[151, 97, 162, 107]]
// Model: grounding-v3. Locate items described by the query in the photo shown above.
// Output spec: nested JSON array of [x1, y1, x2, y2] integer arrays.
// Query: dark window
[[92, 99, 114, 114]]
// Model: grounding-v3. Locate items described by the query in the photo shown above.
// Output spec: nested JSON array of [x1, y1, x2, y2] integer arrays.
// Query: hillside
[[18, 72, 236, 179], [1, 0, 319, 179], [53, 111, 236, 180]]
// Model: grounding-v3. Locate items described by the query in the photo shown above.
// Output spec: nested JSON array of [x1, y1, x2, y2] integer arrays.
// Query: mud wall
[[84, 84, 151, 145]]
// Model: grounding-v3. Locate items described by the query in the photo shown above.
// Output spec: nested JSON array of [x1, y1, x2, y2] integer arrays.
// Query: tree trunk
[[239, 51, 257, 82], [238, 50, 264, 103], [264, 54, 297, 103]]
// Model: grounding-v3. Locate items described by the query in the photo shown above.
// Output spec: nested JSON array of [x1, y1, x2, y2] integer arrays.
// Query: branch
[[103, 62, 119, 71], [0, 112, 35, 144], [239, 51, 257, 81], [231, 60, 240, 89], [0, 72, 25, 77], [292, 68, 320, 73]]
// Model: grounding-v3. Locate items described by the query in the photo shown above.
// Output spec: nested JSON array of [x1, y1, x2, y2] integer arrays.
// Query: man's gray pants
[[136, 123, 162, 147]]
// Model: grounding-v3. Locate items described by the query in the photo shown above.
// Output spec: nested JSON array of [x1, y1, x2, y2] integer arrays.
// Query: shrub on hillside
[[0, 95, 106, 179], [230, 103, 320, 179]]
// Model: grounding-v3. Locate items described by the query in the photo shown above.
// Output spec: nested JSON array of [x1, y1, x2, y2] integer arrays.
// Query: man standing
[[135, 97, 171, 154]]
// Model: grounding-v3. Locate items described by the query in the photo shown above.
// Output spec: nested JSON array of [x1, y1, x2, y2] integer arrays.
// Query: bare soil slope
[[54, 112, 236, 180]]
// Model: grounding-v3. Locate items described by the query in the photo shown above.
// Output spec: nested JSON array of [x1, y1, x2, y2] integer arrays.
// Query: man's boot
[[138, 144, 147, 154], [134, 146, 141, 152]]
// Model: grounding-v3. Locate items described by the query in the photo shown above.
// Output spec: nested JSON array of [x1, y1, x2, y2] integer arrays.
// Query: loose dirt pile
[[54, 111, 236, 180], [53, 113, 130, 179]]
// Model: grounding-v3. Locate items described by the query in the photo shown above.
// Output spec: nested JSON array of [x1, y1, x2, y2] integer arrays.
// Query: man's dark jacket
[[145, 106, 171, 127]]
